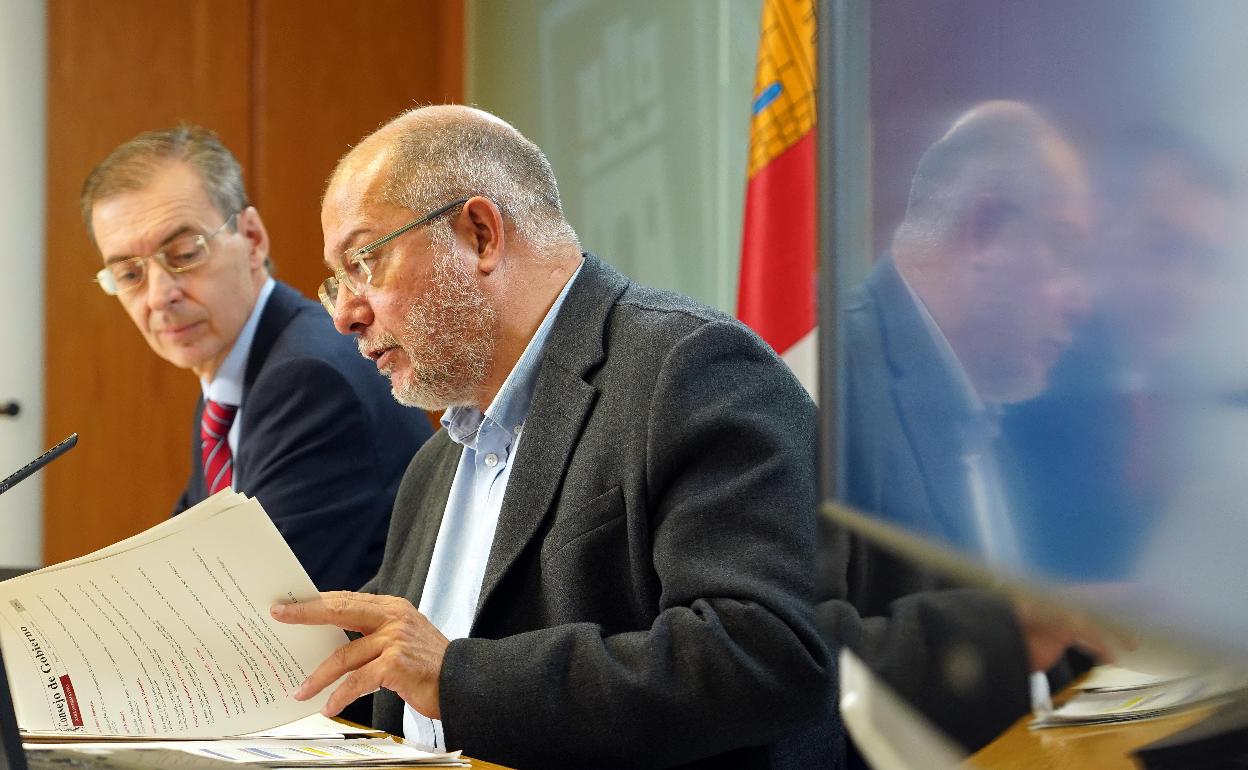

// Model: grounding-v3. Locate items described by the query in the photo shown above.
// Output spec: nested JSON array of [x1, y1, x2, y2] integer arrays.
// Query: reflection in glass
[[1006, 128, 1241, 582], [842, 100, 1092, 566], [822, 0, 1248, 757]]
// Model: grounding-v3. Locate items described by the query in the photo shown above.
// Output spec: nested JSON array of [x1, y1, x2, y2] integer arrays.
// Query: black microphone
[[0, 434, 78, 496]]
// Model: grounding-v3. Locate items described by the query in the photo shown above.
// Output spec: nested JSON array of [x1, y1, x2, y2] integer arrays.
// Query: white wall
[[0, 0, 46, 566]]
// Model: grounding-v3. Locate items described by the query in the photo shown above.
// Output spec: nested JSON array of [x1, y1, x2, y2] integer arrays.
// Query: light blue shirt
[[404, 262, 582, 749], [199, 277, 276, 475]]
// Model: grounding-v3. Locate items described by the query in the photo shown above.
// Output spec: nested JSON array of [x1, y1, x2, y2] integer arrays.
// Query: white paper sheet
[[1032, 668, 1248, 728], [0, 492, 348, 737]]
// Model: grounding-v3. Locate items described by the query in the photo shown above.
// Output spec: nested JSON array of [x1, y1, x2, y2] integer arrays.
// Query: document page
[[0, 494, 346, 737], [23, 491, 250, 578], [22, 714, 381, 742]]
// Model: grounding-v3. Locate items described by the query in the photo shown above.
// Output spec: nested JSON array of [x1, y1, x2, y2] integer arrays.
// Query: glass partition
[[822, 0, 1248, 753]]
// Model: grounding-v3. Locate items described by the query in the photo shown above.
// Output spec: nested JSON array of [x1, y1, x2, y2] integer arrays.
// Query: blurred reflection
[[843, 100, 1092, 564], [829, 1, 1248, 759], [1005, 128, 1239, 581]]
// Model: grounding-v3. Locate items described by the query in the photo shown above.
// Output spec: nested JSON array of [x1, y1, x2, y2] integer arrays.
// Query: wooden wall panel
[[44, 0, 464, 563], [44, 0, 254, 563], [251, 0, 465, 296]]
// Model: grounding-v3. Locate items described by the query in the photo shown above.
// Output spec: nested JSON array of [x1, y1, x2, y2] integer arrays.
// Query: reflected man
[[821, 101, 1094, 750], [844, 100, 1092, 559]]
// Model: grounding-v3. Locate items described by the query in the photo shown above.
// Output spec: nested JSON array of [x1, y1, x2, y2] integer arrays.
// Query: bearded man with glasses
[[269, 106, 829, 768], [81, 124, 433, 594]]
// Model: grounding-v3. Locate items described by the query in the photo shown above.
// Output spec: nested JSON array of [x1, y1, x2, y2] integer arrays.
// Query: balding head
[[894, 100, 1088, 251], [329, 105, 579, 254], [319, 106, 586, 413], [890, 101, 1094, 404]]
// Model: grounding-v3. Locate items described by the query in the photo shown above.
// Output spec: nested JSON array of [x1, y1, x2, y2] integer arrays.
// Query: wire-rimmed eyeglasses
[[94, 212, 239, 296], [318, 197, 470, 315]]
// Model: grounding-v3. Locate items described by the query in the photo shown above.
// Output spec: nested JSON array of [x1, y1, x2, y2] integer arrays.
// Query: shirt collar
[[201, 277, 276, 405], [443, 260, 584, 447]]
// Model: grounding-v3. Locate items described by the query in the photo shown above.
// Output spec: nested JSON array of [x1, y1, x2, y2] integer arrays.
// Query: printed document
[[0, 491, 347, 737]]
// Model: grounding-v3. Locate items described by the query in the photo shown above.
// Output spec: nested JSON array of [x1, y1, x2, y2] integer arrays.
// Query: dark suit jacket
[[816, 255, 1033, 752], [175, 281, 433, 592], [841, 255, 999, 549], [1003, 315, 1171, 581], [362, 255, 830, 769]]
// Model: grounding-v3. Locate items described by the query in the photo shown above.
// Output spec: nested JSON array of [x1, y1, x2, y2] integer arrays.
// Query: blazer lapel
[[872, 257, 979, 546], [242, 281, 302, 394], [401, 434, 462, 598], [472, 254, 627, 622], [232, 282, 302, 490]]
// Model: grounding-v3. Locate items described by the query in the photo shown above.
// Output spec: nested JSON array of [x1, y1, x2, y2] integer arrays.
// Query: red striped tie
[[201, 399, 239, 495]]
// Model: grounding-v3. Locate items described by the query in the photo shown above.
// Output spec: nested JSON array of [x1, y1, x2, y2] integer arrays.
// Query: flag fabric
[[737, 0, 818, 398]]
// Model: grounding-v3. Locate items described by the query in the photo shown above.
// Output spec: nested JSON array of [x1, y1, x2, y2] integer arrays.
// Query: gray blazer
[[362, 254, 830, 769]]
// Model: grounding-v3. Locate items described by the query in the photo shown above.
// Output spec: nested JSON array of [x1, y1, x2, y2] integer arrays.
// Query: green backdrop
[[467, 0, 764, 313]]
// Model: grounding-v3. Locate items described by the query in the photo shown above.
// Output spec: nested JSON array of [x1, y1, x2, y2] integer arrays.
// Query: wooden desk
[[965, 701, 1219, 769]]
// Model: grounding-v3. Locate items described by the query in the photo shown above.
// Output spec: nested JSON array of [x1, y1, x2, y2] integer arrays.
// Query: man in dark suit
[[82, 125, 433, 592], [822, 101, 1101, 752], [271, 106, 829, 768]]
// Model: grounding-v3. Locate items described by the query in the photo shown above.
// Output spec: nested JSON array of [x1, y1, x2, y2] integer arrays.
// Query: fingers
[[270, 592, 446, 720], [1073, 634, 1117, 665], [1014, 595, 1137, 671], [271, 591, 400, 632], [1070, 620, 1136, 664], [293, 633, 387, 702], [322, 659, 389, 717]]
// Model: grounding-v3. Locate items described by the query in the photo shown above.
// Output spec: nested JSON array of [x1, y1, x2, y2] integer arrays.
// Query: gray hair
[[370, 106, 579, 253], [80, 124, 248, 245]]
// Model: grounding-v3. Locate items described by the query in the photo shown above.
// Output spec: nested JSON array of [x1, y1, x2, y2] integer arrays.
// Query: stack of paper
[[0, 491, 345, 737], [22, 715, 465, 766], [1031, 665, 1248, 728], [0, 491, 468, 766], [19, 715, 381, 743], [26, 738, 464, 766]]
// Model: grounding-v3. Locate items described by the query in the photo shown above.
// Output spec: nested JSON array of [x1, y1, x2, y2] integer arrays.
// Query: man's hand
[[270, 591, 449, 719], [1013, 596, 1132, 672]]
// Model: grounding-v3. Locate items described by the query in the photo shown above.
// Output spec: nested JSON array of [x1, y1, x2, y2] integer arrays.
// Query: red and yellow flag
[[737, 0, 817, 396]]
